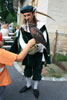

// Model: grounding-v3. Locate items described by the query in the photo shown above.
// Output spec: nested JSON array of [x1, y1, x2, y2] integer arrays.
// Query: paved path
[[3, 63, 67, 100], [14, 62, 67, 81]]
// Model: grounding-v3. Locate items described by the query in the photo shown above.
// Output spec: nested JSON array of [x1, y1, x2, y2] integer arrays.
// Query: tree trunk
[[17, 0, 20, 25]]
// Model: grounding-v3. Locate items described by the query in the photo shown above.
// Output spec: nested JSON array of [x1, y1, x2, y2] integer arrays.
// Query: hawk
[[29, 23, 47, 51]]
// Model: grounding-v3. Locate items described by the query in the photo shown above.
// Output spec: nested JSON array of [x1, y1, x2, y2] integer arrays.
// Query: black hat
[[20, 5, 36, 14]]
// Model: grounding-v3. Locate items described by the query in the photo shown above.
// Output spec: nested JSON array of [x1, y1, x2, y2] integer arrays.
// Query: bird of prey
[[29, 23, 47, 50]]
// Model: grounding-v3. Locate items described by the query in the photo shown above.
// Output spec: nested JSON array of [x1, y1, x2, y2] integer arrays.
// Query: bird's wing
[[30, 27, 41, 39], [30, 27, 47, 47]]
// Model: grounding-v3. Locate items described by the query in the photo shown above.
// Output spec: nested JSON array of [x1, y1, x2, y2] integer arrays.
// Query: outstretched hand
[[28, 38, 36, 47]]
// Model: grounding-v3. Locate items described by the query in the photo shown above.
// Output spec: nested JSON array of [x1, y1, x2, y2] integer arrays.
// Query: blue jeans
[[0, 86, 6, 100]]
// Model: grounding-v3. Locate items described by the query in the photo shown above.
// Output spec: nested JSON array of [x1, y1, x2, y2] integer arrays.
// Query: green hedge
[[54, 53, 67, 62]]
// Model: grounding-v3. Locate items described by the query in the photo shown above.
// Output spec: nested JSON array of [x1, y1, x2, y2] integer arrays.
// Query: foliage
[[0, 0, 17, 23], [13, 22, 19, 32], [54, 53, 67, 62], [6, 13, 17, 23], [0, 0, 8, 21]]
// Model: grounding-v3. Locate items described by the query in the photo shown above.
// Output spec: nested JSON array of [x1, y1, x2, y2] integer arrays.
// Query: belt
[[0, 67, 5, 72]]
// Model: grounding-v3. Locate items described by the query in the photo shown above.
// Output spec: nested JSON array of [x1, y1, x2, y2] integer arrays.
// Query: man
[[0, 38, 36, 100], [10, 5, 51, 98]]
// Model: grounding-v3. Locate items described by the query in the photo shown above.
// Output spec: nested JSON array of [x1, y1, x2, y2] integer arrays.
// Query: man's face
[[23, 12, 34, 23]]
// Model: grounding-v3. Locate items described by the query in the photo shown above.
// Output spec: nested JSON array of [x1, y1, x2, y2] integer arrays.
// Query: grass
[[54, 53, 67, 62], [42, 67, 62, 78]]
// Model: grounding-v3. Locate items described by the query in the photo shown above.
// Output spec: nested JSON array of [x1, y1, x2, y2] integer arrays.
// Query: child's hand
[[28, 38, 36, 47]]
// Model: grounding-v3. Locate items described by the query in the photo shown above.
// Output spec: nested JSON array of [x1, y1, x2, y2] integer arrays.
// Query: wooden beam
[[35, 0, 38, 8], [30, 0, 35, 6], [52, 30, 58, 59]]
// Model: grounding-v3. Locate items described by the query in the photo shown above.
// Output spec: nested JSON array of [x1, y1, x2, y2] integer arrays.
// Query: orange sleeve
[[0, 49, 17, 66]]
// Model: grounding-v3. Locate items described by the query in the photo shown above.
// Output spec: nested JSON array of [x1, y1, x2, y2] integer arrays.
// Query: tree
[[0, 0, 8, 21], [0, 0, 17, 23]]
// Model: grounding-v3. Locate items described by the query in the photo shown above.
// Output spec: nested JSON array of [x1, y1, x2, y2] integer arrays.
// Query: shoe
[[19, 86, 31, 93], [33, 89, 39, 98]]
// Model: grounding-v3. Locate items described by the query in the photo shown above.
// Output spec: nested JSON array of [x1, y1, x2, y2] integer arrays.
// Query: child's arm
[[16, 38, 36, 61]]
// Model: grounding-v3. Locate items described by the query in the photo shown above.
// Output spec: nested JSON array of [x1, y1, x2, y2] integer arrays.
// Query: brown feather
[[36, 11, 55, 21]]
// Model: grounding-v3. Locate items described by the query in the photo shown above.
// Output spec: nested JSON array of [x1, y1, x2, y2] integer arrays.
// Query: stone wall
[[47, 0, 67, 33], [37, 0, 67, 53], [49, 32, 67, 54], [37, 0, 48, 24]]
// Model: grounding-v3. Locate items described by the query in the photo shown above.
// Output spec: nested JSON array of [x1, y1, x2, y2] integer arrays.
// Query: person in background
[[0, 38, 36, 100], [14, 26, 19, 37], [8, 22, 14, 33], [10, 5, 51, 98], [0, 24, 9, 37], [0, 32, 3, 42], [0, 24, 1, 30]]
